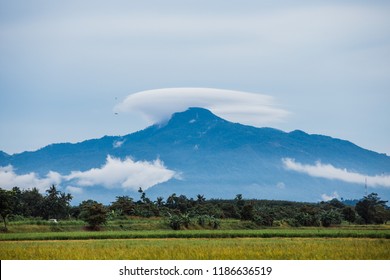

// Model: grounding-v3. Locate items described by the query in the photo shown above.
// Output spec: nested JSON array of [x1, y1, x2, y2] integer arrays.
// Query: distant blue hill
[[1, 107, 389, 204]]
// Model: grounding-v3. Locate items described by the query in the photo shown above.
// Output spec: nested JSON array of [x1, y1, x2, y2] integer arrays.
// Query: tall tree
[[110, 196, 135, 216], [355, 193, 388, 224], [41, 185, 72, 219], [156, 197, 165, 207], [23, 188, 45, 217], [79, 200, 108, 230], [11, 187, 23, 216], [235, 194, 245, 210], [0, 188, 17, 230], [342, 207, 356, 224], [166, 193, 178, 209], [196, 194, 206, 204], [240, 204, 254, 221]]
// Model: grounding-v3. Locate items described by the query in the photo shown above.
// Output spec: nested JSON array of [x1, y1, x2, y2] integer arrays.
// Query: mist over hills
[[1, 107, 389, 204]]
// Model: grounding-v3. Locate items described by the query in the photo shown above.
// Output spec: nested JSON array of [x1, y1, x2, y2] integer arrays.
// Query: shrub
[[252, 207, 275, 227], [294, 212, 320, 227], [208, 217, 220, 229], [240, 204, 254, 221], [168, 214, 182, 230], [320, 209, 342, 227], [197, 215, 208, 227], [79, 200, 108, 230]]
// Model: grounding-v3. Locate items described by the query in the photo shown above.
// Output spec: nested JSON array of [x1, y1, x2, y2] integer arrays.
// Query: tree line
[[1, 185, 389, 231]]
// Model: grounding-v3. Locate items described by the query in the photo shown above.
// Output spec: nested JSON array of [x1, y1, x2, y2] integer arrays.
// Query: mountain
[[1, 107, 389, 204], [0, 151, 10, 160]]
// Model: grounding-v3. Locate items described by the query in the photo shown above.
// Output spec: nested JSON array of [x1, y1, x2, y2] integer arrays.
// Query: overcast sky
[[1, 0, 389, 155]]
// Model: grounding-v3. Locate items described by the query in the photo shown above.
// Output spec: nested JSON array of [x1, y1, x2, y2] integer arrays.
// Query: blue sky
[[1, 0, 389, 155]]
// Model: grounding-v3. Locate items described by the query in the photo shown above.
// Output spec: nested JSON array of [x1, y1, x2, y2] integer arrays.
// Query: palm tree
[[196, 194, 206, 204], [166, 193, 177, 208], [156, 197, 164, 207]]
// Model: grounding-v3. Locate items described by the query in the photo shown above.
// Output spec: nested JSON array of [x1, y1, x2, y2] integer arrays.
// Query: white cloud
[[0, 165, 62, 192], [282, 158, 390, 188], [0, 156, 177, 193], [65, 186, 83, 195], [321, 192, 340, 202], [113, 139, 125, 148], [115, 88, 289, 127], [65, 155, 177, 191]]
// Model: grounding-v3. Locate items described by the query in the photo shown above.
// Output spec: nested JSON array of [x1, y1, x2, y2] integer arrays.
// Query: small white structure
[[48, 219, 58, 223]]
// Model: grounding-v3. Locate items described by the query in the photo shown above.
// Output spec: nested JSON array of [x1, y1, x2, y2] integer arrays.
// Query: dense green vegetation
[[1, 186, 389, 260], [1, 185, 389, 232]]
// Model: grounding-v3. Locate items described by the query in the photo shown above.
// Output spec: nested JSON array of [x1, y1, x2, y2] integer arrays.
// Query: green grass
[[1, 227, 389, 241], [1, 238, 389, 260], [5, 217, 170, 232], [2, 219, 389, 260]]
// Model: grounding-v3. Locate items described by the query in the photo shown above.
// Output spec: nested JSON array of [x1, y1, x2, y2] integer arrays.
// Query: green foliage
[[1, 186, 389, 231], [209, 216, 220, 229], [109, 196, 134, 216], [196, 215, 220, 229], [79, 200, 108, 230], [240, 204, 254, 221], [166, 213, 220, 230], [19, 187, 45, 217], [0, 188, 16, 230], [1, 227, 390, 242], [342, 207, 356, 224], [320, 209, 342, 227], [252, 207, 275, 227], [219, 203, 240, 219], [196, 194, 206, 204], [166, 212, 195, 230], [197, 215, 208, 227], [355, 193, 388, 224], [327, 198, 345, 209], [41, 185, 72, 220], [235, 194, 245, 210], [284, 205, 321, 227], [167, 214, 183, 230]]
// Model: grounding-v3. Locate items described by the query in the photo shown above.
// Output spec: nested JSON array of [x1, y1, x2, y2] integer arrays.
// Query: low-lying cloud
[[0, 165, 62, 192], [65, 155, 177, 191], [0, 156, 177, 193], [113, 139, 125, 148], [321, 192, 340, 202], [115, 88, 289, 127], [282, 158, 390, 188]]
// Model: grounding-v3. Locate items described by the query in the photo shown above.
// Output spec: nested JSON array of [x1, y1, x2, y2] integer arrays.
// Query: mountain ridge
[[0, 107, 389, 203]]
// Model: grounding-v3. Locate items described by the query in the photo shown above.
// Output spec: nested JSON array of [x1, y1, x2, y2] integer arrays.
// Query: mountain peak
[[167, 107, 225, 126]]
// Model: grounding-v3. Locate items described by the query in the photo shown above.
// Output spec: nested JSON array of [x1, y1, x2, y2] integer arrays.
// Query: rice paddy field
[[1, 237, 390, 260], [1, 219, 389, 260]]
